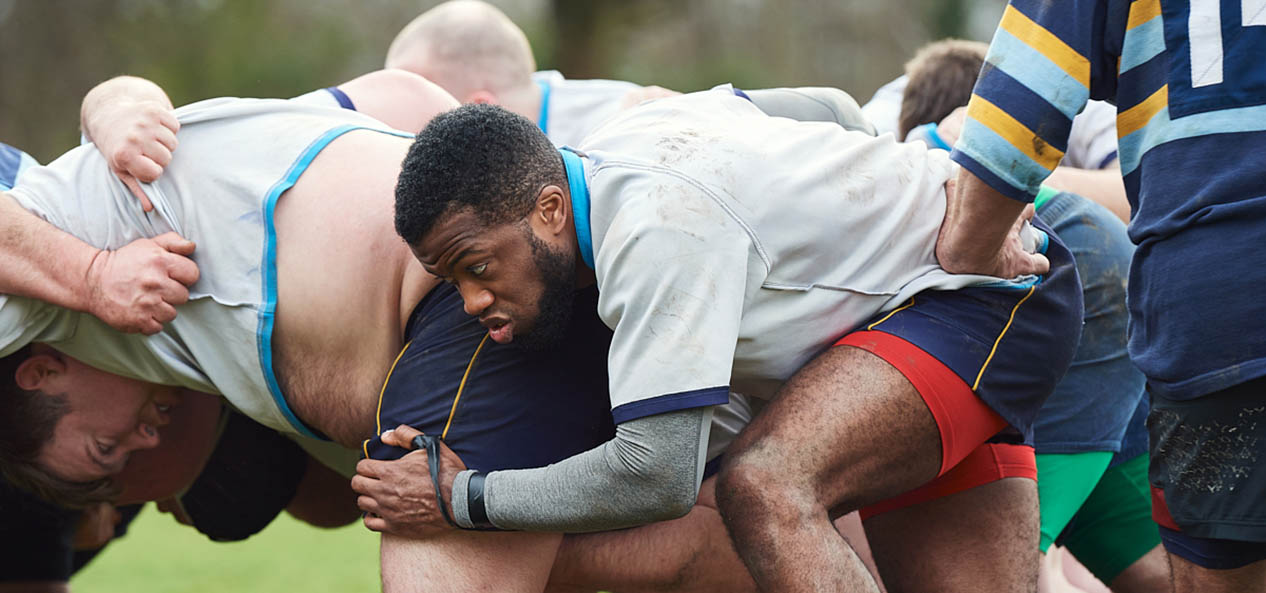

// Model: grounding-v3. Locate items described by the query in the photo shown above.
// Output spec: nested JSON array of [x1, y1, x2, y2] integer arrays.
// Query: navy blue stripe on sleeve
[[611, 386, 731, 424]]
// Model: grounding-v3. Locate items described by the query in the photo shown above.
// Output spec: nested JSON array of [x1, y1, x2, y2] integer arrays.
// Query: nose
[[126, 423, 162, 452], [460, 285, 494, 317]]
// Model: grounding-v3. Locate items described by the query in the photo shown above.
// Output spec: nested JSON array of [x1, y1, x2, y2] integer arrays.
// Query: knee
[[715, 450, 807, 526]]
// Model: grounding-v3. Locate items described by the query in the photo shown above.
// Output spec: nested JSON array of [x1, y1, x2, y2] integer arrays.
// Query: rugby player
[[1, 71, 884, 593], [893, 39, 1164, 593], [383, 87, 1083, 592], [936, 1, 1266, 591]]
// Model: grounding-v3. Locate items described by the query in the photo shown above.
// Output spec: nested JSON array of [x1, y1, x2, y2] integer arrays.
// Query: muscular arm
[[0, 192, 103, 314], [458, 407, 712, 532]]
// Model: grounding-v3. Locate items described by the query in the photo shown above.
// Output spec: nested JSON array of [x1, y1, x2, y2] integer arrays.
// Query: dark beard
[[513, 229, 577, 352]]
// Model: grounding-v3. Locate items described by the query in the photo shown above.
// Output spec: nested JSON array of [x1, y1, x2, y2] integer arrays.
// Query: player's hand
[[352, 424, 468, 539], [84, 232, 199, 334], [90, 98, 179, 211], [619, 85, 680, 110], [72, 502, 121, 551]]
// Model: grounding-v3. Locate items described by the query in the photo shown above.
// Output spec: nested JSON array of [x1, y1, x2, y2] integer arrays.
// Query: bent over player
[[386, 88, 1084, 592]]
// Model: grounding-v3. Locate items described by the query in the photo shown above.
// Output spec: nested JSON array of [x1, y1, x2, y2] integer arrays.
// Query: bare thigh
[[381, 530, 561, 593]]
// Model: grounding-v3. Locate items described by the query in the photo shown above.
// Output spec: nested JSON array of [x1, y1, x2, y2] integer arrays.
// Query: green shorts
[[1037, 452, 1160, 582]]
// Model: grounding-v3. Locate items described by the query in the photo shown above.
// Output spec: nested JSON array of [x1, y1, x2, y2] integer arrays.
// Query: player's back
[[576, 88, 1010, 398], [3, 98, 432, 445]]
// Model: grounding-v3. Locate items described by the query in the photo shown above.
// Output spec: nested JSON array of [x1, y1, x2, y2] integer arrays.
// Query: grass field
[[71, 503, 381, 592]]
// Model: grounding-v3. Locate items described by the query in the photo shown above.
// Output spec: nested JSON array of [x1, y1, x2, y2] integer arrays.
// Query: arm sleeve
[[951, 0, 1115, 201], [742, 87, 877, 134], [456, 407, 712, 532]]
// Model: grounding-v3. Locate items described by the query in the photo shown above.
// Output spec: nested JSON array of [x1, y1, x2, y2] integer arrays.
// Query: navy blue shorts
[[844, 216, 1083, 449], [1033, 191, 1147, 455], [363, 284, 616, 471]]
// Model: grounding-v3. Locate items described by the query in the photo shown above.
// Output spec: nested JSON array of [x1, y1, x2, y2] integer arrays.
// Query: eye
[[96, 441, 116, 456], [468, 263, 488, 276]]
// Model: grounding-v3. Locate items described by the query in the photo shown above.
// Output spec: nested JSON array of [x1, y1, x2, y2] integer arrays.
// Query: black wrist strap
[[414, 434, 459, 529], [413, 435, 500, 531], [468, 472, 493, 528]]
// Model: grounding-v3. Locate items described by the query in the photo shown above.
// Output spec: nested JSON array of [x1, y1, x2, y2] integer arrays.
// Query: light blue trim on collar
[[536, 78, 551, 135], [559, 148, 594, 269], [258, 124, 414, 440]]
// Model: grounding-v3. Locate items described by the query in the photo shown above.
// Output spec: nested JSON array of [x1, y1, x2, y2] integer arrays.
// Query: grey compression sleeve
[[450, 406, 713, 532]]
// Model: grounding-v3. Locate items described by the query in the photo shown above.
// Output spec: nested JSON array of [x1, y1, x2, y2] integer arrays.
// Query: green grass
[[71, 503, 381, 592]]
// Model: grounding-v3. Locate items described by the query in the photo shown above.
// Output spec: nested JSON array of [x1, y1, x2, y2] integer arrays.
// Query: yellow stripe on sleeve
[[967, 95, 1066, 172], [1127, 0, 1162, 30], [998, 4, 1091, 87], [1117, 85, 1168, 138], [442, 334, 490, 440]]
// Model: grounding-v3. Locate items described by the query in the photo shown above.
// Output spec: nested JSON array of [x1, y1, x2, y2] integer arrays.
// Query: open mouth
[[483, 318, 514, 343]]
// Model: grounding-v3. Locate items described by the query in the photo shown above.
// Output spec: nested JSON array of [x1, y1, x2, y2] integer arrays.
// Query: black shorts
[[363, 284, 616, 471], [177, 410, 309, 542], [1150, 376, 1266, 544]]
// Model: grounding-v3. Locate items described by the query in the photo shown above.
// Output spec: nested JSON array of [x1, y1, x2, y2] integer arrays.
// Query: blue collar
[[536, 79, 551, 135], [560, 148, 594, 269]]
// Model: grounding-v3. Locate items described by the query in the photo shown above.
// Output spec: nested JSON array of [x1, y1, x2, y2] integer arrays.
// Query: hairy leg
[[1168, 554, 1266, 593], [716, 345, 942, 592], [546, 480, 886, 593], [381, 531, 561, 593], [866, 478, 1040, 593]]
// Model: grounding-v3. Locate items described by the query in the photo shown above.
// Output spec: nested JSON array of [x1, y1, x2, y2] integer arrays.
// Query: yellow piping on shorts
[[867, 298, 916, 331], [443, 334, 490, 440], [973, 286, 1036, 390]]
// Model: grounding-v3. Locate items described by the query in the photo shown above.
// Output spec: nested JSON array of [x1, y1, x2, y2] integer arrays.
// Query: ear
[[532, 185, 570, 237], [465, 89, 500, 106], [14, 353, 65, 392]]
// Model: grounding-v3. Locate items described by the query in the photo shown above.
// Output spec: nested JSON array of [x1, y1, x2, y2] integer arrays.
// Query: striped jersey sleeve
[[951, 0, 1118, 201]]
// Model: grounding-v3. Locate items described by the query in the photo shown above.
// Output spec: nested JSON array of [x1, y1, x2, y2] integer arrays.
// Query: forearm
[[80, 76, 173, 142], [0, 192, 99, 311], [938, 170, 1029, 274], [1043, 165, 1130, 223], [455, 407, 712, 533]]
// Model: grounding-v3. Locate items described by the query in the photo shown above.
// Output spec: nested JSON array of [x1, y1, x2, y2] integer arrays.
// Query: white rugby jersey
[[0, 97, 396, 437], [569, 88, 1012, 423], [531, 70, 640, 147], [861, 75, 1120, 169]]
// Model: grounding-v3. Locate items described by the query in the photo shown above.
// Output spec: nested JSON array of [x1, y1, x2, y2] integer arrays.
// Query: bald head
[[386, 1, 537, 106]]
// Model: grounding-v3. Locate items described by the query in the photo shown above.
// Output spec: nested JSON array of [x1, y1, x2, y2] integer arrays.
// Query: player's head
[[0, 345, 180, 507], [898, 39, 988, 138], [396, 103, 576, 351], [385, 0, 537, 112]]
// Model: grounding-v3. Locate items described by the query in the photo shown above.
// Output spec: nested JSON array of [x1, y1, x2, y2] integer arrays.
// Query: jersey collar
[[535, 78, 551, 135], [560, 147, 594, 269]]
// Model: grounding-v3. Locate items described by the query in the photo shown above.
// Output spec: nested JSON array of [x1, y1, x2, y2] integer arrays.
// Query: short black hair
[[395, 103, 565, 245]]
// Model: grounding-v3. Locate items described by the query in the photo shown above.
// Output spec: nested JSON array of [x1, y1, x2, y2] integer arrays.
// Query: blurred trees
[[0, 0, 996, 163]]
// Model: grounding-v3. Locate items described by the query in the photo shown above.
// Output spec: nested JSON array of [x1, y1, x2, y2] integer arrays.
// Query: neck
[[499, 81, 542, 123]]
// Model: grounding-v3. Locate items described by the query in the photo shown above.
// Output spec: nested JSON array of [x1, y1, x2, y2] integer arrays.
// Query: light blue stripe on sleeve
[[957, 117, 1054, 195], [987, 28, 1090, 120], [1120, 16, 1166, 73], [1117, 103, 1266, 174]]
